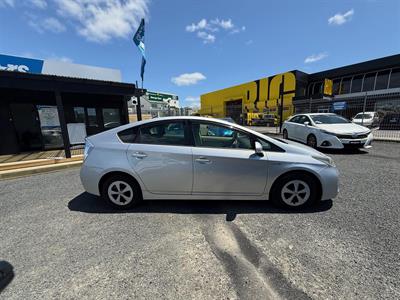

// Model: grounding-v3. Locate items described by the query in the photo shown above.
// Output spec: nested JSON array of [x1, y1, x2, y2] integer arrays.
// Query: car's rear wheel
[[101, 174, 142, 209], [283, 129, 288, 139], [307, 134, 317, 148], [271, 173, 318, 209]]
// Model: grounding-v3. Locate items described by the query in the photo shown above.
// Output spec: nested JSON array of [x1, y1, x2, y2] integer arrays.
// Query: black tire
[[307, 134, 317, 149], [271, 173, 318, 209], [101, 174, 142, 209], [283, 129, 288, 139]]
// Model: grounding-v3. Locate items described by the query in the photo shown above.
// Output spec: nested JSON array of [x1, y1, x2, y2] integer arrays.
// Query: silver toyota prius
[[80, 116, 339, 209]]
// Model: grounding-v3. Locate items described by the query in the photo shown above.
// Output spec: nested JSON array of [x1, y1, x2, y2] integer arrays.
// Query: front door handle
[[195, 157, 211, 164], [131, 152, 147, 159]]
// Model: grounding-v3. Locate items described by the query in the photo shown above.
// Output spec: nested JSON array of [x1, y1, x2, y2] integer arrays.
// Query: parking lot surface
[[0, 142, 399, 299]]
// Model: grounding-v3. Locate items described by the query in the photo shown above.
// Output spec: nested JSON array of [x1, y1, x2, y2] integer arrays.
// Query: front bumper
[[319, 166, 339, 200], [318, 133, 373, 149]]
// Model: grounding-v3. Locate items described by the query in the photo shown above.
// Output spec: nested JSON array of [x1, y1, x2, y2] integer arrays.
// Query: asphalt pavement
[[0, 142, 399, 299]]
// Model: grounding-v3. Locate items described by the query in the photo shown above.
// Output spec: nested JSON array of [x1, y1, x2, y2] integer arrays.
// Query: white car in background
[[282, 113, 373, 149], [352, 111, 380, 128]]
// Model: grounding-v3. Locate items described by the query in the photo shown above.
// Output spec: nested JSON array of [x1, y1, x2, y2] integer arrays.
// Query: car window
[[139, 121, 187, 146], [192, 122, 253, 150], [311, 114, 350, 124], [298, 116, 311, 124], [256, 138, 284, 152], [117, 126, 139, 143], [289, 116, 301, 123]]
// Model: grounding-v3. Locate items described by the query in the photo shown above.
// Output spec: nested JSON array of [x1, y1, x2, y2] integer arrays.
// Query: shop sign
[[0, 54, 44, 74]]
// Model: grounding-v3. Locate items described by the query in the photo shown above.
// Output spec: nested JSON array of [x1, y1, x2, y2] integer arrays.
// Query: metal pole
[[55, 91, 71, 158], [135, 81, 142, 121], [362, 92, 367, 126], [279, 79, 284, 133]]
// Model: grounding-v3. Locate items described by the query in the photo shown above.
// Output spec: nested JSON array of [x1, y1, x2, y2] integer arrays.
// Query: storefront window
[[375, 70, 390, 90], [332, 79, 341, 95], [389, 68, 400, 89], [351, 75, 363, 93], [73, 107, 85, 123], [102, 108, 121, 129], [36, 105, 63, 149], [362, 73, 376, 91], [313, 82, 322, 95], [340, 77, 352, 94], [87, 108, 97, 126]]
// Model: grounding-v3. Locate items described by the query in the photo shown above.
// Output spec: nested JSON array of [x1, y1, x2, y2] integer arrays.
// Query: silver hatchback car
[[80, 116, 338, 209]]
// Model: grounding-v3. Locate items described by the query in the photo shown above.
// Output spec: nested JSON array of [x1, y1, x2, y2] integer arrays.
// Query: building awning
[[0, 70, 136, 96]]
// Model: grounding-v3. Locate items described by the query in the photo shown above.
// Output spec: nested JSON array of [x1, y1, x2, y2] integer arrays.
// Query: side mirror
[[254, 141, 263, 156], [304, 121, 310, 126]]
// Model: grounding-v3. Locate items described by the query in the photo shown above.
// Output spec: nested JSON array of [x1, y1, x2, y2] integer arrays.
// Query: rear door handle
[[131, 152, 147, 159], [195, 157, 211, 164]]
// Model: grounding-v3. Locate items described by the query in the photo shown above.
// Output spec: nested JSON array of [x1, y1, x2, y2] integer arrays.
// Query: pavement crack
[[203, 221, 310, 300]]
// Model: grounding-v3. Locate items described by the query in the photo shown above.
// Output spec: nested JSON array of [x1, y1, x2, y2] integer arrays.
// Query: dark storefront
[[0, 70, 136, 157], [293, 54, 400, 117]]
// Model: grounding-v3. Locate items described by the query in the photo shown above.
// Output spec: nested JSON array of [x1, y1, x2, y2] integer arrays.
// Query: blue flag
[[133, 19, 146, 82]]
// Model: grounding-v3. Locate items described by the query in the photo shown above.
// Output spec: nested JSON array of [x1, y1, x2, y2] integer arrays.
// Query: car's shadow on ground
[[68, 193, 333, 221]]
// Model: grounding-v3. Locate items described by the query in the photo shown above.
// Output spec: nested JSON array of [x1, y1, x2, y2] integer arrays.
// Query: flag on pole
[[133, 18, 146, 83]]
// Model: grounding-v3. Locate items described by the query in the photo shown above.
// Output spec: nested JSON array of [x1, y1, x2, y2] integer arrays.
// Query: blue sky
[[0, 0, 399, 107]]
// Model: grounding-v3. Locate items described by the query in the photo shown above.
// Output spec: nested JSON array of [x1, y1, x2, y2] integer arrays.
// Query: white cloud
[[185, 17, 244, 43], [46, 55, 73, 63], [328, 9, 354, 25], [29, 16, 66, 34], [211, 18, 233, 30], [43, 17, 66, 33], [171, 72, 206, 86], [186, 19, 208, 32], [185, 96, 200, 103], [55, 0, 149, 42], [184, 96, 200, 108], [304, 52, 328, 64], [29, 0, 47, 9], [197, 31, 215, 44], [0, 0, 47, 9], [245, 39, 253, 45], [0, 0, 14, 7]]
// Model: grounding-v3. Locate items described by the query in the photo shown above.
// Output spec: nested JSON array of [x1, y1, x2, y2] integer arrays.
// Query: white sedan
[[282, 113, 373, 149], [80, 116, 339, 210]]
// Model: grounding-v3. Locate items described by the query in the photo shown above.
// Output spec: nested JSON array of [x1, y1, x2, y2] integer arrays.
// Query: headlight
[[312, 155, 336, 167], [320, 130, 335, 136], [84, 139, 94, 160]]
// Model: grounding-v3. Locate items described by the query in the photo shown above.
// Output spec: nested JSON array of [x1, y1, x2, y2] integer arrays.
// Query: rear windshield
[[310, 114, 350, 124]]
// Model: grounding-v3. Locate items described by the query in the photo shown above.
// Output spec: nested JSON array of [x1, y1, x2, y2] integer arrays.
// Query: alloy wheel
[[281, 180, 311, 206], [107, 181, 134, 206]]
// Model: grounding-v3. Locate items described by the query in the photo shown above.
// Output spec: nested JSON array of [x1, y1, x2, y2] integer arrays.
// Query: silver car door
[[126, 120, 193, 194], [191, 121, 268, 195]]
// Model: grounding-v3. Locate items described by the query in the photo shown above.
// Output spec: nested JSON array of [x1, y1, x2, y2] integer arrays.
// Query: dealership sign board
[[0, 54, 122, 82]]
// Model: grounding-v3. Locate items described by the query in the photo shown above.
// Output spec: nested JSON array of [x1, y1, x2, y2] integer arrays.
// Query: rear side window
[[118, 127, 138, 143], [290, 116, 301, 123], [138, 121, 188, 146]]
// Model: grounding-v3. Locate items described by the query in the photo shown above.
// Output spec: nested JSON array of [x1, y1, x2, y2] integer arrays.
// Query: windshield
[[310, 114, 351, 124], [354, 113, 373, 119]]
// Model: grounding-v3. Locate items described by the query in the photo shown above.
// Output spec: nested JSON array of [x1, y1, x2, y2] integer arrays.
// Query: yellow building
[[200, 71, 305, 124]]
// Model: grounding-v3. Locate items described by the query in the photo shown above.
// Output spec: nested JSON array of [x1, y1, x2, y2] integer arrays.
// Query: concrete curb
[[0, 160, 83, 181]]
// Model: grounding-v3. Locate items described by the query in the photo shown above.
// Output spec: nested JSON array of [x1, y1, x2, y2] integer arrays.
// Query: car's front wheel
[[101, 174, 142, 209], [283, 129, 288, 139], [271, 173, 318, 209], [307, 134, 317, 148]]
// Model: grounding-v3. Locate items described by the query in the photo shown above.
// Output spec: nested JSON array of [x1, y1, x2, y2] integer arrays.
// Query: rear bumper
[[80, 164, 103, 196]]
